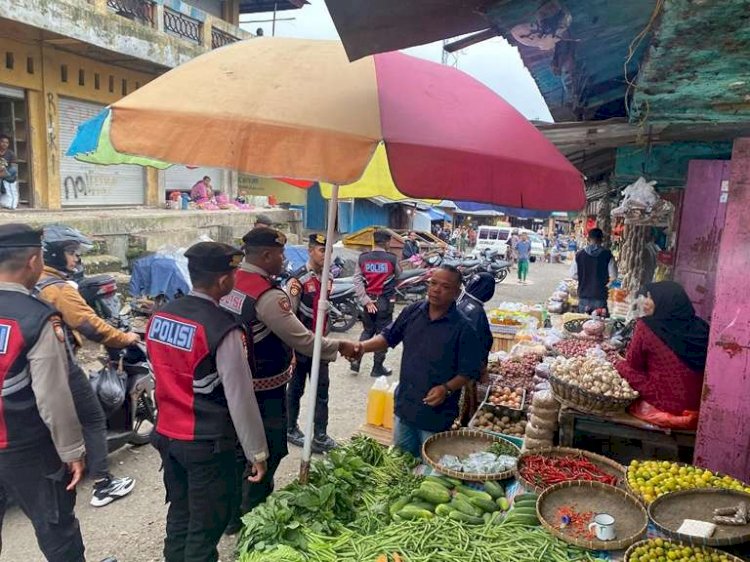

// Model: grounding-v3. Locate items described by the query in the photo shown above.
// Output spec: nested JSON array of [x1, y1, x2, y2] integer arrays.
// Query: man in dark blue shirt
[[357, 265, 482, 457]]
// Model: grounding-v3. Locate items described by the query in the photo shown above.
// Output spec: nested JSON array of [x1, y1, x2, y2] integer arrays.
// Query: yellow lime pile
[[627, 460, 750, 504], [628, 538, 734, 562]]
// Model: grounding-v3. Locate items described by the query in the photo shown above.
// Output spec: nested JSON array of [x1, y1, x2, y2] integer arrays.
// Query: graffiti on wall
[[63, 170, 117, 201], [47, 93, 58, 175]]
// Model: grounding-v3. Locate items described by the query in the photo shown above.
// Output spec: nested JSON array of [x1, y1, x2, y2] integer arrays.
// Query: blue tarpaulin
[[427, 208, 448, 221], [454, 201, 552, 219]]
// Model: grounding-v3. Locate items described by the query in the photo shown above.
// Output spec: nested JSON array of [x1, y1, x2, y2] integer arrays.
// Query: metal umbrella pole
[[299, 184, 339, 484]]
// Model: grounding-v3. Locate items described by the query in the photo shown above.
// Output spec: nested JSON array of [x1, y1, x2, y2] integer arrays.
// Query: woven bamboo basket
[[649, 488, 750, 547], [421, 429, 520, 482], [625, 539, 744, 562], [515, 446, 625, 494], [625, 461, 750, 505], [537, 480, 647, 551], [548, 372, 637, 415]]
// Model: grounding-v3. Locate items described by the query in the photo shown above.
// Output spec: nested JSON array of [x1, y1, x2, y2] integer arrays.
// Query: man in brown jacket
[[37, 224, 136, 507]]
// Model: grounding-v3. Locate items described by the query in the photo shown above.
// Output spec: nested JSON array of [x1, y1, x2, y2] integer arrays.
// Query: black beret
[[0, 223, 43, 248], [308, 233, 326, 247], [242, 227, 287, 248], [184, 242, 243, 273]]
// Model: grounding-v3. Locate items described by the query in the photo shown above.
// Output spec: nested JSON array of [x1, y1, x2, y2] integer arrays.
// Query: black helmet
[[43, 224, 93, 276]]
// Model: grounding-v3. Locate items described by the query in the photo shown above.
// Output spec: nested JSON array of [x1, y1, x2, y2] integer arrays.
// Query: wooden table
[[358, 423, 393, 446], [558, 407, 696, 464]]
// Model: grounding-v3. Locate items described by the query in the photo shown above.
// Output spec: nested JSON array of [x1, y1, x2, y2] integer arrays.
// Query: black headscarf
[[464, 273, 496, 303], [640, 281, 710, 372]]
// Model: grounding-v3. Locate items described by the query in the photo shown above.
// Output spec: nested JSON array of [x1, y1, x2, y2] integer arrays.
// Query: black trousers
[[228, 386, 289, 529], [151, 433, 236, 562], [359, 295, 394, 365], [69, 366, 109, 480], [0, 440, 85, 562], [286, 355, 330, 437]]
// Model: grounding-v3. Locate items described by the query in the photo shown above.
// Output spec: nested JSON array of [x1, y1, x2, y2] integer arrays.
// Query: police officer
[[0, 224, 87, 561], [146, 241, 269, 562], [285, 233, 337, 454], [221, 228, 359, 532], [351, 228, 400, 376]]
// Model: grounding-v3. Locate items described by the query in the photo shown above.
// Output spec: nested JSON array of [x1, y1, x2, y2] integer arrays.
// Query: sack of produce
[[582, 319, 605, 337], [527, 415, 557, 433], [521, 436, 551, 453], [524, 422, 555, 441], [531, 388, 558, 409]]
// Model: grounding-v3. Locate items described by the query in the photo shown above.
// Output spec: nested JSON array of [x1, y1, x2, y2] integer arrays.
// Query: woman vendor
[[456, 272, 496, 425], [616, 281, 709, 427]]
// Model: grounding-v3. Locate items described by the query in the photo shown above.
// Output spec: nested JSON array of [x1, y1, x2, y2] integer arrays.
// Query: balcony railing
[[163, 6, 202, 44], [211, 27, 239, 49], [107, 0, 155, 26], [99, 0, 245, 49]]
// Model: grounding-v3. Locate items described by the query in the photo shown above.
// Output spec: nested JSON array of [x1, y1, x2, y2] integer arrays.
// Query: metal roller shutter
[[59, 97, 145, 206], [165, 165, 224, 193], [0, 85, 24, 99]]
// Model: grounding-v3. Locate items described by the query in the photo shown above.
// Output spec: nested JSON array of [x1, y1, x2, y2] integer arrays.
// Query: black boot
[[312, 434, 338, 454], [287, 426, 305, 448], [371, 362, 392, 377]]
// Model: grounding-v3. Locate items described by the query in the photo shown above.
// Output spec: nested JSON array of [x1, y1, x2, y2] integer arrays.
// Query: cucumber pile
[[389, 474, 540, 527]]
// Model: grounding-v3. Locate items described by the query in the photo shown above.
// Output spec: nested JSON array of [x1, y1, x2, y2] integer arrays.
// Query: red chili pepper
[[521, 454, 617, 488]]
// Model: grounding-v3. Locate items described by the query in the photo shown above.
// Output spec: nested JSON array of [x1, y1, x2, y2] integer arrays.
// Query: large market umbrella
[[67, 37, 585, 480]]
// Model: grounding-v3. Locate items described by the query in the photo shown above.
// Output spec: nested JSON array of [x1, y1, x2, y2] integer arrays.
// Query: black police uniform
[[286, 234, 333, 449], [221, 228, 341, 522], [0, 224, 86, 562], [353, 235, 399, 374], [147, 242, 268, 562]]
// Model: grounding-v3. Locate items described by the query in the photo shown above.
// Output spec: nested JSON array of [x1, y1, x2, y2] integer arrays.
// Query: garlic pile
[[550, 356, 638, 399]]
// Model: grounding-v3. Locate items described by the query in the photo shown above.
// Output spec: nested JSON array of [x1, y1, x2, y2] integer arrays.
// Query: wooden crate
[[491, 333, 515, 353], [358, 423, 393, 446]]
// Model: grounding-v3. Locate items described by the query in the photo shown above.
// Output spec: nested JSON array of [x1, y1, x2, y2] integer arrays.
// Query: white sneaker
[[91, 476, 136, 507]]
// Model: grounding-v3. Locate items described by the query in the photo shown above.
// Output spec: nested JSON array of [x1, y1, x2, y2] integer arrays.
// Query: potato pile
[[471, 406, 526, 437], [487, 386, 524, 409], [550, 355, 638, 400]]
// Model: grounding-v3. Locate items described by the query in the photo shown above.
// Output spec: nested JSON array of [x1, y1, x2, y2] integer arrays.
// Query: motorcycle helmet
[[42, 224, 94, 277]]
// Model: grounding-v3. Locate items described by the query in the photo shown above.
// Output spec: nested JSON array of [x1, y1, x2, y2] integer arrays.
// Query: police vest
[[291, 265, 331, 335], [146, 295, 239, 442], [221, 270, 293, 391], [359, 250, 399, 297], [0, 290, 58, 451]]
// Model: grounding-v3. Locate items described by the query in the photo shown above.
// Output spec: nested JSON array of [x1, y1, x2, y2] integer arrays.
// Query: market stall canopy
[[67, 38, 584, 211], [453, 201, 554, 219], [324, 0, 490, 61]]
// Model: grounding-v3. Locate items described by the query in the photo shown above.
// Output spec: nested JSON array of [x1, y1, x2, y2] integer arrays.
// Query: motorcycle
[[328, 277, 359, 333], [395, 267, 432, 303], [78, 274, 156, 450], [476, 248, 511, 283]]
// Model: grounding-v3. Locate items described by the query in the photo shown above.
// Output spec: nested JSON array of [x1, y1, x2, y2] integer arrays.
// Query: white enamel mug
[[588, 513, 616, 541]]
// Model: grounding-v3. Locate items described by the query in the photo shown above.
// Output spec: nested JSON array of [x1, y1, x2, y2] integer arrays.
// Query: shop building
[[0, 0, 302, 209]]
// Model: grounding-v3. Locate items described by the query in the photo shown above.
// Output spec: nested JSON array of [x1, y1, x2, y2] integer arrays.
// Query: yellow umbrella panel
[[319, 144, 438, 203]]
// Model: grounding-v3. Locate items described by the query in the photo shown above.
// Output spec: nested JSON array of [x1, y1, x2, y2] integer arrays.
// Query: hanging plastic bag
[[90, 363, 127, 414]]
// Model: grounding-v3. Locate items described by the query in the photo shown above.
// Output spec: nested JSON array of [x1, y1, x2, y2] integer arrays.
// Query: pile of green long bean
[[239, 517, 607, 562]]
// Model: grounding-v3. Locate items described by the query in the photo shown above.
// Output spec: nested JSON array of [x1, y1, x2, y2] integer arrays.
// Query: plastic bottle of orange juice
[[382, 382, 398, 429], [366, 376, 389, 426]]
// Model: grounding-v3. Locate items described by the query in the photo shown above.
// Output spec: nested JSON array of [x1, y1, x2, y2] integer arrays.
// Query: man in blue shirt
[[357, 265, 482, 457]]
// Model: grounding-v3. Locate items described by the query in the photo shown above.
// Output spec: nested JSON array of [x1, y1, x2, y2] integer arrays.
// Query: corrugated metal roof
[[485, 0, 660, 121]]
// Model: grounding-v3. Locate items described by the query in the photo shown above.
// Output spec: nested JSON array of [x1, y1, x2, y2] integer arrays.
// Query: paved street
[[1, 262, 569, 562]]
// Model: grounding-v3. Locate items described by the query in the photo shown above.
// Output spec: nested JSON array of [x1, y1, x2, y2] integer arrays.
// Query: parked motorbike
[[328, 277, 359, 333], [78, 274, 156, 451], [476, 248, 511, 282], [395, 268, 431, 303]]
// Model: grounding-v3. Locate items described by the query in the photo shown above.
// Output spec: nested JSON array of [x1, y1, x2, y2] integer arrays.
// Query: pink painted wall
[[674, 160, 731, 320], [694, 139, 750, 480]]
